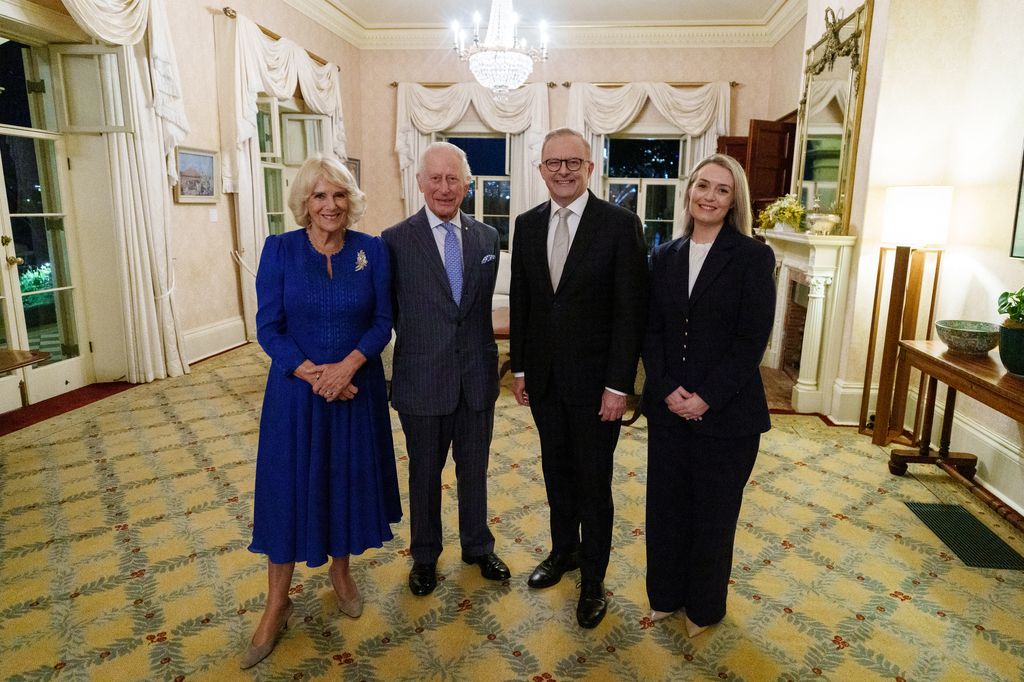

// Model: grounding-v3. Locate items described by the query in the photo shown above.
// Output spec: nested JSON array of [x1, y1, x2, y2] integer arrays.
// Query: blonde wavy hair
[[288, 153, 366, 228]]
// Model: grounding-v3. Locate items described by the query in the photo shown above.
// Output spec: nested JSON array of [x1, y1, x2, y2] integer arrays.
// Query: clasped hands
[[665, 386, 708, 421], [295, 355, 362, 402]]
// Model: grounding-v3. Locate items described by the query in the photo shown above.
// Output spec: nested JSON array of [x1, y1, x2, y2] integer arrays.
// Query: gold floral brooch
[[355, 250, 368, 271]]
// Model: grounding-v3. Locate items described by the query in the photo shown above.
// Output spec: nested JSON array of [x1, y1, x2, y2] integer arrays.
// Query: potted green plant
[[757, 194, 805, 232], [997, 285, 1024, 376]]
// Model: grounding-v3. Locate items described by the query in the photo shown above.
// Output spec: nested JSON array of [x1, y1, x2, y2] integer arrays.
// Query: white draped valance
[[61, 0, 190, 382], [214, 12, 348, 339], [217, 14, 346, 192], [566, 81, 731, 193], [395, 82, 549, 225], [806, 79, 850, 123]]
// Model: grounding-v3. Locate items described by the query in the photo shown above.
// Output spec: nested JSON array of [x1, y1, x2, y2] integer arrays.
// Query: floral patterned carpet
[[1, 344, 1022, 681]]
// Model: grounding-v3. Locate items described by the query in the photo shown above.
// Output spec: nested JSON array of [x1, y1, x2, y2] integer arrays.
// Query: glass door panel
[[0, 129, 88, 406]]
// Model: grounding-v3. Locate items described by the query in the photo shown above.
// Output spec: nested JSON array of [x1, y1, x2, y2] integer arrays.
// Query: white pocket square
[[481, 254, 496, 264]]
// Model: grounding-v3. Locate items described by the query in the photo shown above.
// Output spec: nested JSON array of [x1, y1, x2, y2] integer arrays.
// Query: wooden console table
[[0, 349, 50, 374], [882, 340, 1024, 531]]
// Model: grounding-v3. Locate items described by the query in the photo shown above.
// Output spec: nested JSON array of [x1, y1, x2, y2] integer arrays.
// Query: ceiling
[[329, 0, 788, 29], [283, 0, 807, 49]]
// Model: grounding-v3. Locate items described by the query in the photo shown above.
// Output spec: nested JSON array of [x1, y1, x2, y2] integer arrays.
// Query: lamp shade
[[881, 185, 953, 247]]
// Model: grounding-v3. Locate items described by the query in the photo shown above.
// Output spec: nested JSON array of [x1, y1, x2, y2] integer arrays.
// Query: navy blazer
[[642, 228, 776, 436], [510, 191, 648, 404], [382, 208, 501, 416]]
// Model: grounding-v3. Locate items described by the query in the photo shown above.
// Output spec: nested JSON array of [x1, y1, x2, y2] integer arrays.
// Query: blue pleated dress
[[249, 228, 402, 567]]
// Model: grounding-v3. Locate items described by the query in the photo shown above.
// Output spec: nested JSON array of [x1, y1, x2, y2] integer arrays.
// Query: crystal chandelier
[[452, 0, 548, 101]]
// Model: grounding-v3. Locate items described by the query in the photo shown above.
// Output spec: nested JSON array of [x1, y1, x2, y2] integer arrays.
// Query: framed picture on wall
[[1012, 147, 1024, 258], [344, 157, 361, 188], [174, 147, 218, 203]]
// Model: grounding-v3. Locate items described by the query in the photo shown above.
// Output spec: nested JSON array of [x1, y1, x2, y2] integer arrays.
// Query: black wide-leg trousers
[[645, 421, 759, 626]]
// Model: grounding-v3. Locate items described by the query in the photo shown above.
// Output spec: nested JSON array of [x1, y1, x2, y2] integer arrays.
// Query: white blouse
[[688, 240, 713, 295]]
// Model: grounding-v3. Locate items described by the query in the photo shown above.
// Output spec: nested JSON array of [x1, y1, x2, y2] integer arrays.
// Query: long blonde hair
[[678, 154, 752, 237]]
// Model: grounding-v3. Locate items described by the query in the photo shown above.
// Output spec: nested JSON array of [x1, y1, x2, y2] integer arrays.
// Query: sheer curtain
[[395, 82, 549, 233], [61, 0, 190, 381], [566, 82, 731, 194], [214, 13, 348, 339]]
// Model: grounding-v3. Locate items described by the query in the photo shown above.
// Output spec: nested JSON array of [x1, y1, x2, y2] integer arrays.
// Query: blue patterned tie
[[442, 221, 463, 303]]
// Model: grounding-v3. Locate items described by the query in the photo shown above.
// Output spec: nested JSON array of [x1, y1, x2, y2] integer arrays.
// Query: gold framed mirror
[[793, 1, 874, 233]]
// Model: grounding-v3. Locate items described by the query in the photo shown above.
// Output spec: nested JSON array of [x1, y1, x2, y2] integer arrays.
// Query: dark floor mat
[[906, 502, 1024, 570]]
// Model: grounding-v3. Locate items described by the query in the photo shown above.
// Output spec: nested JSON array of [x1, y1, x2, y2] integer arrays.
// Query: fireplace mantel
[[763, 231, 857, 415]]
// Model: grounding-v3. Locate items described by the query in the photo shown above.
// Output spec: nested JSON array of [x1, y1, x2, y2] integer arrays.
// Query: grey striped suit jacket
[[381, 208, 501, 416]]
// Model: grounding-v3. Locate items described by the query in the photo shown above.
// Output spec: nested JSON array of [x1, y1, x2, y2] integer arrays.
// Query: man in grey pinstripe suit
[[382, 142, 510, 597]]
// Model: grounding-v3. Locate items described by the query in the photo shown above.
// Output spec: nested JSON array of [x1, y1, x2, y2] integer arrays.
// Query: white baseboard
[[183, 316, 247, 364], [829, 379, 867, 425], [828, 378, 1024, 514]]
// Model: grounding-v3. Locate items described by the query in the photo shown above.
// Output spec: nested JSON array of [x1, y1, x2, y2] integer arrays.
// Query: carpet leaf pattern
[[1, 344, 1022, 681]]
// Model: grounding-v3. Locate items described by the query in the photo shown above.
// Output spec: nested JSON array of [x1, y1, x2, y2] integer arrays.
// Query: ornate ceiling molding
[[282, 0, 807, 51]]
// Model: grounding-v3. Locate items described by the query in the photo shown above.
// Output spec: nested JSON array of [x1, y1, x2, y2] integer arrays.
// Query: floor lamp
[[860, 186, 952, 445]]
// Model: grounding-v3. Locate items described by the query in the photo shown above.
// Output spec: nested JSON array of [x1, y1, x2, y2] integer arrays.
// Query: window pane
[[460, 182, 475, 215], [268, 214, 285, 235], [263, 167, 283, 212], [12, 217, 72, 289], [257, 103, 274, 156], [24, 288, 78, 364], [804, 135, 841, 182], [608, 183, 638, 213], [0, 41, 34, 129], [643, 221, 672, 252], [2, 136, 61, 214], [608, 138, 680, 179], [482, 216, 509, 250], [482, 180, 510, 215], [644, 185, 675, 221], [448, 137, 506, 176]]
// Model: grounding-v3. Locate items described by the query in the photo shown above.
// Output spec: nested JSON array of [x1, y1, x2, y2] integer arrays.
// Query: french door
[[607, 178, 681, 254], [0, 126, 89, 412]]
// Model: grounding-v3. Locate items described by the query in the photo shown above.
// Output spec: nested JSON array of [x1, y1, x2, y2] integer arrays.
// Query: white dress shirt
[[425, 207, 463, 264]]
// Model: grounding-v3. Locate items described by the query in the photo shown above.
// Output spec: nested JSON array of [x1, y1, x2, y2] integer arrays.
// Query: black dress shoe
[[527, 550, 580, 589], [462, 552, 511, 581], [409, 562, 437, 596], [576, 580, 607, 629]]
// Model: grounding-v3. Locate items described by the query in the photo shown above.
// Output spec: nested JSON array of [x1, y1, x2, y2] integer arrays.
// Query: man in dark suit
[[509, 128, 648, 628], [382, 142, 509, 597]]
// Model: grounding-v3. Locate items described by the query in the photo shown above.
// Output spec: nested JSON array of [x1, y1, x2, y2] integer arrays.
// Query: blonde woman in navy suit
[[642, 154, 775, 637], [382, 142, 509, 598]]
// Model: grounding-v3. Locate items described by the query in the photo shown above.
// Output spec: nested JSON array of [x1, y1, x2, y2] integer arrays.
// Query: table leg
[[935, 387, 977, 480], [916, 376, 938, 456]]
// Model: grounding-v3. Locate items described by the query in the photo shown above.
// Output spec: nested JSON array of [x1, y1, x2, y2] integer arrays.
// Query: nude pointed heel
[[240, 600, 294, 669]]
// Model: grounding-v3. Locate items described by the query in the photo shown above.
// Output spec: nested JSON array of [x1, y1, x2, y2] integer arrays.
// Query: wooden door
[[716, 136, 749, 169], [745, 119, 796, 214]]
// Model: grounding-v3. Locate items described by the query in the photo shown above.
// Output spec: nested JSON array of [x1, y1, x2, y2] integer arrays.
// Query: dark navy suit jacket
[[642, 227, 776, 436]]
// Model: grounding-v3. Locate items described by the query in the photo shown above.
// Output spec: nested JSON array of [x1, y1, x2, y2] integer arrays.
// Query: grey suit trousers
[[398, 395, 495, 564]]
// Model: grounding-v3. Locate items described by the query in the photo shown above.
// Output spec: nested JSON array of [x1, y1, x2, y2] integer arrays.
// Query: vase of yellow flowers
[[757, 194, 805, 232]]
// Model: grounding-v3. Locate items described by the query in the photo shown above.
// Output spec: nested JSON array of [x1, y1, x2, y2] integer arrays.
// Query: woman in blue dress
[[241, 154, 402, 669]]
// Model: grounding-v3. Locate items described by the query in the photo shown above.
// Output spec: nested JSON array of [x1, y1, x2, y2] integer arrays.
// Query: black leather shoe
[[527, 550, 580, 589], [462, 552, 511, 581], [576, 580, 607, 629], [409, 562, 437, 596]]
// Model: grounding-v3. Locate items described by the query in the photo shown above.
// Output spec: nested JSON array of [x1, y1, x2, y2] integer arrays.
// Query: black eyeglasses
[[543, 157, 585, 172]]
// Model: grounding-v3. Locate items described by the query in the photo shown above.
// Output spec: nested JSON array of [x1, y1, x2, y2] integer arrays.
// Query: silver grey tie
[[550, 207, 571, 290]]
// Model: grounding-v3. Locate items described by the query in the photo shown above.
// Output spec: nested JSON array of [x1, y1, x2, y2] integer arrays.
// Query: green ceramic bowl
[[934, 320, 1000, 355]]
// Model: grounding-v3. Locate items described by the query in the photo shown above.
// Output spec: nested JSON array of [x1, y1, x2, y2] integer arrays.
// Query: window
[[446, 136, 511, 249], [604, 136, 689, 255], [257, 97, 330, 234]]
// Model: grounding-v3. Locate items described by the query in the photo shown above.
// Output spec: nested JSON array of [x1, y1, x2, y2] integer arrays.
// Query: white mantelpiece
[[763, 231, 857, 415]]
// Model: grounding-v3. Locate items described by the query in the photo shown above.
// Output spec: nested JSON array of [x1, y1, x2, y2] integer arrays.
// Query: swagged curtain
[[566, 81, 731, 195], [62, 0, 191, 382], [214, 13, 347, 339], [806, 79, 849, 121], [395, 82, 549, 230]]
